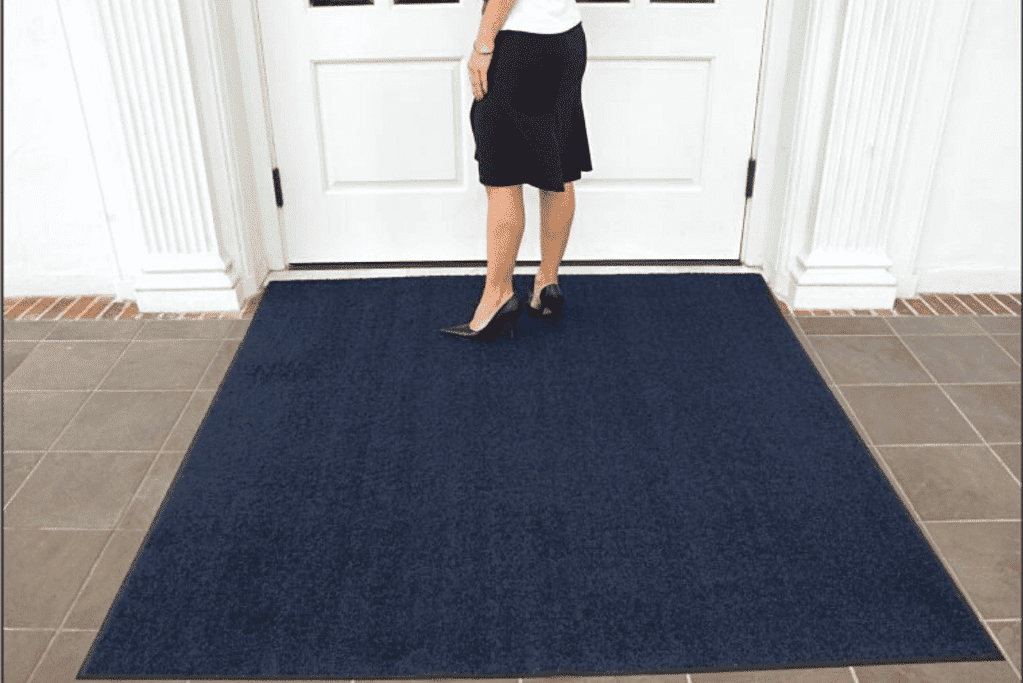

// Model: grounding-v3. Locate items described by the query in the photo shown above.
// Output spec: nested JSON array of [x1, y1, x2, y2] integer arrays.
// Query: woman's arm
[[476, 0, 516, 49]]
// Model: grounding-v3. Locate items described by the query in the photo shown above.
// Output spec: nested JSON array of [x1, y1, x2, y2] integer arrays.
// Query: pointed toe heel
[[441, 294, 523, 342]]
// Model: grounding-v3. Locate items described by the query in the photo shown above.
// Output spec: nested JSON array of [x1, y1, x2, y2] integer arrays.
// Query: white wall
[[3, 0, 120, 295], [3, 0, 1020, 301], [914, 0, 1021, 293]]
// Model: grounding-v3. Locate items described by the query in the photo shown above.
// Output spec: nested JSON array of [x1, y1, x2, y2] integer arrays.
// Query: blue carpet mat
[[79, 274, 1004, 678]]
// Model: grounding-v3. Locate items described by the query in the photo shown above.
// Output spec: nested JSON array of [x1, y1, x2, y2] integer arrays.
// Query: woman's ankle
[[534, 271, 558, 287]]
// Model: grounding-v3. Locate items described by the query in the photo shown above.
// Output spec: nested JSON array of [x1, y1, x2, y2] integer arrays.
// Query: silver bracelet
[[474, 42, 494, 55]]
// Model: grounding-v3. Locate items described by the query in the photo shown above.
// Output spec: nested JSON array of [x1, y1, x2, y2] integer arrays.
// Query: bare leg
[[533, 182, 575, 307], [470, 184, 526, 331]]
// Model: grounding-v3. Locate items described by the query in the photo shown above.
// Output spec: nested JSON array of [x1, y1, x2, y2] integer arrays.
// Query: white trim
[[740, 0, 797, 283], [229, 0, 290, 284]]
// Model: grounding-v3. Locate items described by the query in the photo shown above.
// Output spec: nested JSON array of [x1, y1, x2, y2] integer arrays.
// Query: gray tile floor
[[3, 313, 1021, 683]]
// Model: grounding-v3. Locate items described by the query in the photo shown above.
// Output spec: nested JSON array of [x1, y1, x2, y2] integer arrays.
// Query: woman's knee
[[541, 182, 572, 196]]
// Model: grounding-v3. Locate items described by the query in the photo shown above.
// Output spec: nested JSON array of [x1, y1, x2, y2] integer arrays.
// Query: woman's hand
[[468, 47, 493, 101]]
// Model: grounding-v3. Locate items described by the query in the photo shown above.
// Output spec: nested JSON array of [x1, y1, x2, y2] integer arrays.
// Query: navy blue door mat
[[79, 274, 1004, 679]]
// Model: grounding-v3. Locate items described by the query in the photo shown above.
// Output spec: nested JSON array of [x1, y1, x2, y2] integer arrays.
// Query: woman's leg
[[470, 183, 526, 330], [533, 182, 574, 306]]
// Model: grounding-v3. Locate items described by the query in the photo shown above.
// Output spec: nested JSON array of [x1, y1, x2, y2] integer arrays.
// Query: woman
[[440, 0, 592, 341]]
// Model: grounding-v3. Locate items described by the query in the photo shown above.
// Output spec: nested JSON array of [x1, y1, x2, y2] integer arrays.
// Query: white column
[[786, 0, 940, 310], [92, 0, 244, 312]]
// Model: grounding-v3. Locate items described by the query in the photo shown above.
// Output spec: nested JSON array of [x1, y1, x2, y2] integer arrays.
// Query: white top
[[499, 0, 582, 35]]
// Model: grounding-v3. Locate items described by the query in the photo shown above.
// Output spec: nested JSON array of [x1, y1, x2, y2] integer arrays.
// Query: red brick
[[118, 301, 140, 319], [893, 299, 916, 316], [975, 293, 1011, 315], [21, 297, 59, 320], [59, 296, 98, 320], [5, 297, 41, 320], [991, 293, 1020, 315], [82, 297, 115, 319], [935, 294, 970, 315], [40, 297, 76, 320], [920, 294, 954, 315], [100, 301, 127, 319], [955, 294, 993, 315]]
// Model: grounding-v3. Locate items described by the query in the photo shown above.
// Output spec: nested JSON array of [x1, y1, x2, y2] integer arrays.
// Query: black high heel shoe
[[525, 282, 564, 324], [441, 293, 523, 341]]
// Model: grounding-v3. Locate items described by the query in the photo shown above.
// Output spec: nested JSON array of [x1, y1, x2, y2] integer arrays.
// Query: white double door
[[258, 0, 769, 263]]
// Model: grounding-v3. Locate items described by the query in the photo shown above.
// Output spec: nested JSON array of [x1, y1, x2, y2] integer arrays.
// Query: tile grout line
[[880, 317, 1022, 677], [797, 321, 1020, 484], [14, 319, 153, 683], [19, 321, 235, 683], [955, 312, 1023, 487], [823, 315, 1019, 484], [789, 316, 1019, 679], [2, 322, 157, 515]]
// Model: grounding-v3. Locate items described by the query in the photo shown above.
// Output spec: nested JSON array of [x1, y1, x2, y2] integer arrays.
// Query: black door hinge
[[272, 167, 284, 207], [745, 158, 756, 199]]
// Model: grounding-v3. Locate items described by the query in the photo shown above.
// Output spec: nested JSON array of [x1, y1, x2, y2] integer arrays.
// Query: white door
[[259, 0, 768, 263]]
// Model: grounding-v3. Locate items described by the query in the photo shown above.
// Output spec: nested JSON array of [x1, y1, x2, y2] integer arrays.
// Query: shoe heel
[[528, 283, 564, 323], [491, 297, 522, 342]]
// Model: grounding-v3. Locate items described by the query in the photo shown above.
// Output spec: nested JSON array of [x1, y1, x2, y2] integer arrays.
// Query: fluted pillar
[[787, 0, 937, 310], [93, 0, 242, 312]]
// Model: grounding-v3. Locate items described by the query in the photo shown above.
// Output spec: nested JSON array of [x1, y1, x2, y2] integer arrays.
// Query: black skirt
[[470, 21, 593, 192]]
